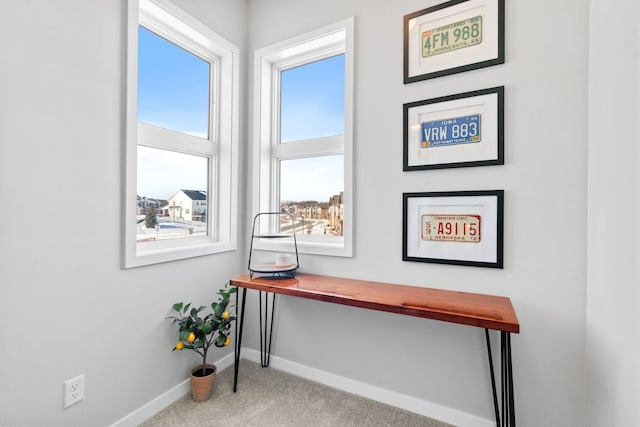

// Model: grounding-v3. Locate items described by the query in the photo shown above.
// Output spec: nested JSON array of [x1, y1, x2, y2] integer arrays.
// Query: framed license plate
[[420, 114, 482, 148], [422, 16, 483, 57], [404, 0, 505, 83], [403, 190, 504, 268], [404, 87, 504, 171], [421, 214, 481, 242]]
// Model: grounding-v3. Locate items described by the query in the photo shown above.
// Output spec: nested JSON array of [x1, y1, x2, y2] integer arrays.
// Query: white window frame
[[124, 0, 239, 268], [252, 18, 354, 257]]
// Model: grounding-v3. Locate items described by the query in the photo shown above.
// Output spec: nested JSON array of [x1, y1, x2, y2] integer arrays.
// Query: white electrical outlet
[[64, 375, 85, 408]]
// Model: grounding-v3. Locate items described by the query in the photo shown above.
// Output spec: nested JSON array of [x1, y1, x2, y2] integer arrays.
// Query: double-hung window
[[253, 18, 354, 256], [125, 0, 239, 267]]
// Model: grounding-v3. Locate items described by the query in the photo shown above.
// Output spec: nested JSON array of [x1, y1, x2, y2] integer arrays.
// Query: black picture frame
[[403, 0, 505, 83], [403, 86, 504, 171], [402, 190, 504, 268]]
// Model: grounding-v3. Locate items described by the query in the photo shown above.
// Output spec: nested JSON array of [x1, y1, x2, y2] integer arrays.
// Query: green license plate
[[422, 16, 483, 57]]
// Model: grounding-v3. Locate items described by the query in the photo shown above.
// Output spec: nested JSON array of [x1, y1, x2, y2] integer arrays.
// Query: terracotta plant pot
[[190, 364, 217, 402]]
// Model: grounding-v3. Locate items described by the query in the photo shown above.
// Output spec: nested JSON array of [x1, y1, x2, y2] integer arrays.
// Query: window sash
[[252, 18, 354, 257], [138, 123, 219, 158], [124, 0, 238, 268]]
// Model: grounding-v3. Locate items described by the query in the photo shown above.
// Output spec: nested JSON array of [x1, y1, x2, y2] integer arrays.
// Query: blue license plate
[[421, 114, 482, 148]]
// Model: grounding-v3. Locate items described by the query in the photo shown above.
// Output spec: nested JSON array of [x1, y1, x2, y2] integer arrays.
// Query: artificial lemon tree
[[168, 283, 237, 376]]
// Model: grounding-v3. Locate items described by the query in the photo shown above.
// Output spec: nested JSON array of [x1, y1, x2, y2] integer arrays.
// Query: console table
[[230, 273, 519, 427]]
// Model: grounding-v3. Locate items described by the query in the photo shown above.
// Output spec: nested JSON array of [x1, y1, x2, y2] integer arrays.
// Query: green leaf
[[172, 303, 183, 312], [214, 303, 225, 317], [202, 321, 213, 334], [178, 330, 190, 341], [183, 303, 191, 314], [215, 334, 227, 347]]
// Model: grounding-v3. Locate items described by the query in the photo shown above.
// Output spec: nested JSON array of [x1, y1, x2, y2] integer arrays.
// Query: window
[[253, 18, 354, 256], [125, 0, 239, 267]]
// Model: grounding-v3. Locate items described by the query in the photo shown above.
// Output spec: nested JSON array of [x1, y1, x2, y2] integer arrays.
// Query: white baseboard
[[112, 349, 493, 427], [241, 348, 494, 427], [109, 352, 235, 427]]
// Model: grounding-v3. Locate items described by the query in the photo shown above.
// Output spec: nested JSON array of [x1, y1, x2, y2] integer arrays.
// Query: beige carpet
[[140, 360, 455, 427]]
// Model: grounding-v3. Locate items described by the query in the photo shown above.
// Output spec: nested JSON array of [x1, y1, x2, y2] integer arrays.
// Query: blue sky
[[279, 54, 345, 202], [280, 54, 345, 143], [137, 26, 209, 138], [137, 27, 344, 202], [137, 146, 207, 200], [280, 154, 344, 202]]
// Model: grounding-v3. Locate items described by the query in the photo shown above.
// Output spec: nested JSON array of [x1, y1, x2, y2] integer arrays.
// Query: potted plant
[[167, 283, 237, 402]]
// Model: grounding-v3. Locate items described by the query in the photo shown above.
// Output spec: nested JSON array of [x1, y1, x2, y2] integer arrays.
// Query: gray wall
[[1, 0, 638, 426], [586, 0, 640, 426], [0, 1, 247, 426], [245, 0, 589, 425]]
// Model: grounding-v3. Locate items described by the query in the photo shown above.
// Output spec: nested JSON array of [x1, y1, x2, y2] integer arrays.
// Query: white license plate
[[422, 16, 483, 57], [421, 214, 481, 242]]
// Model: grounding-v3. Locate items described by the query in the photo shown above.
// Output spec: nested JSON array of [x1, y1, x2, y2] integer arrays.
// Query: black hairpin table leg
[[259, 291, 276, 367], [233, 287, 247, 392], [486, 329, 516, 427], [502, 331, 515, 426]]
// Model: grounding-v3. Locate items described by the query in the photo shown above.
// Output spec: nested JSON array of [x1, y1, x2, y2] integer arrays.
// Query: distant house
[[166, 190, 207, 222], [136, 195, 168, 215], [328, 192, 344, 235]]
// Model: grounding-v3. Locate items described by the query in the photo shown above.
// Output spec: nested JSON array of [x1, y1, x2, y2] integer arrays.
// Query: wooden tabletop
[[230, 273, 519, 333]]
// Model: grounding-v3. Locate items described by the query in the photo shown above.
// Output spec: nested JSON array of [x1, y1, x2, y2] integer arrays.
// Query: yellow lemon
[[187, 332, 196, 342], [175, 342, 184, 351], [222, 311, 230, 320], [224, 336, 231, 346]]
